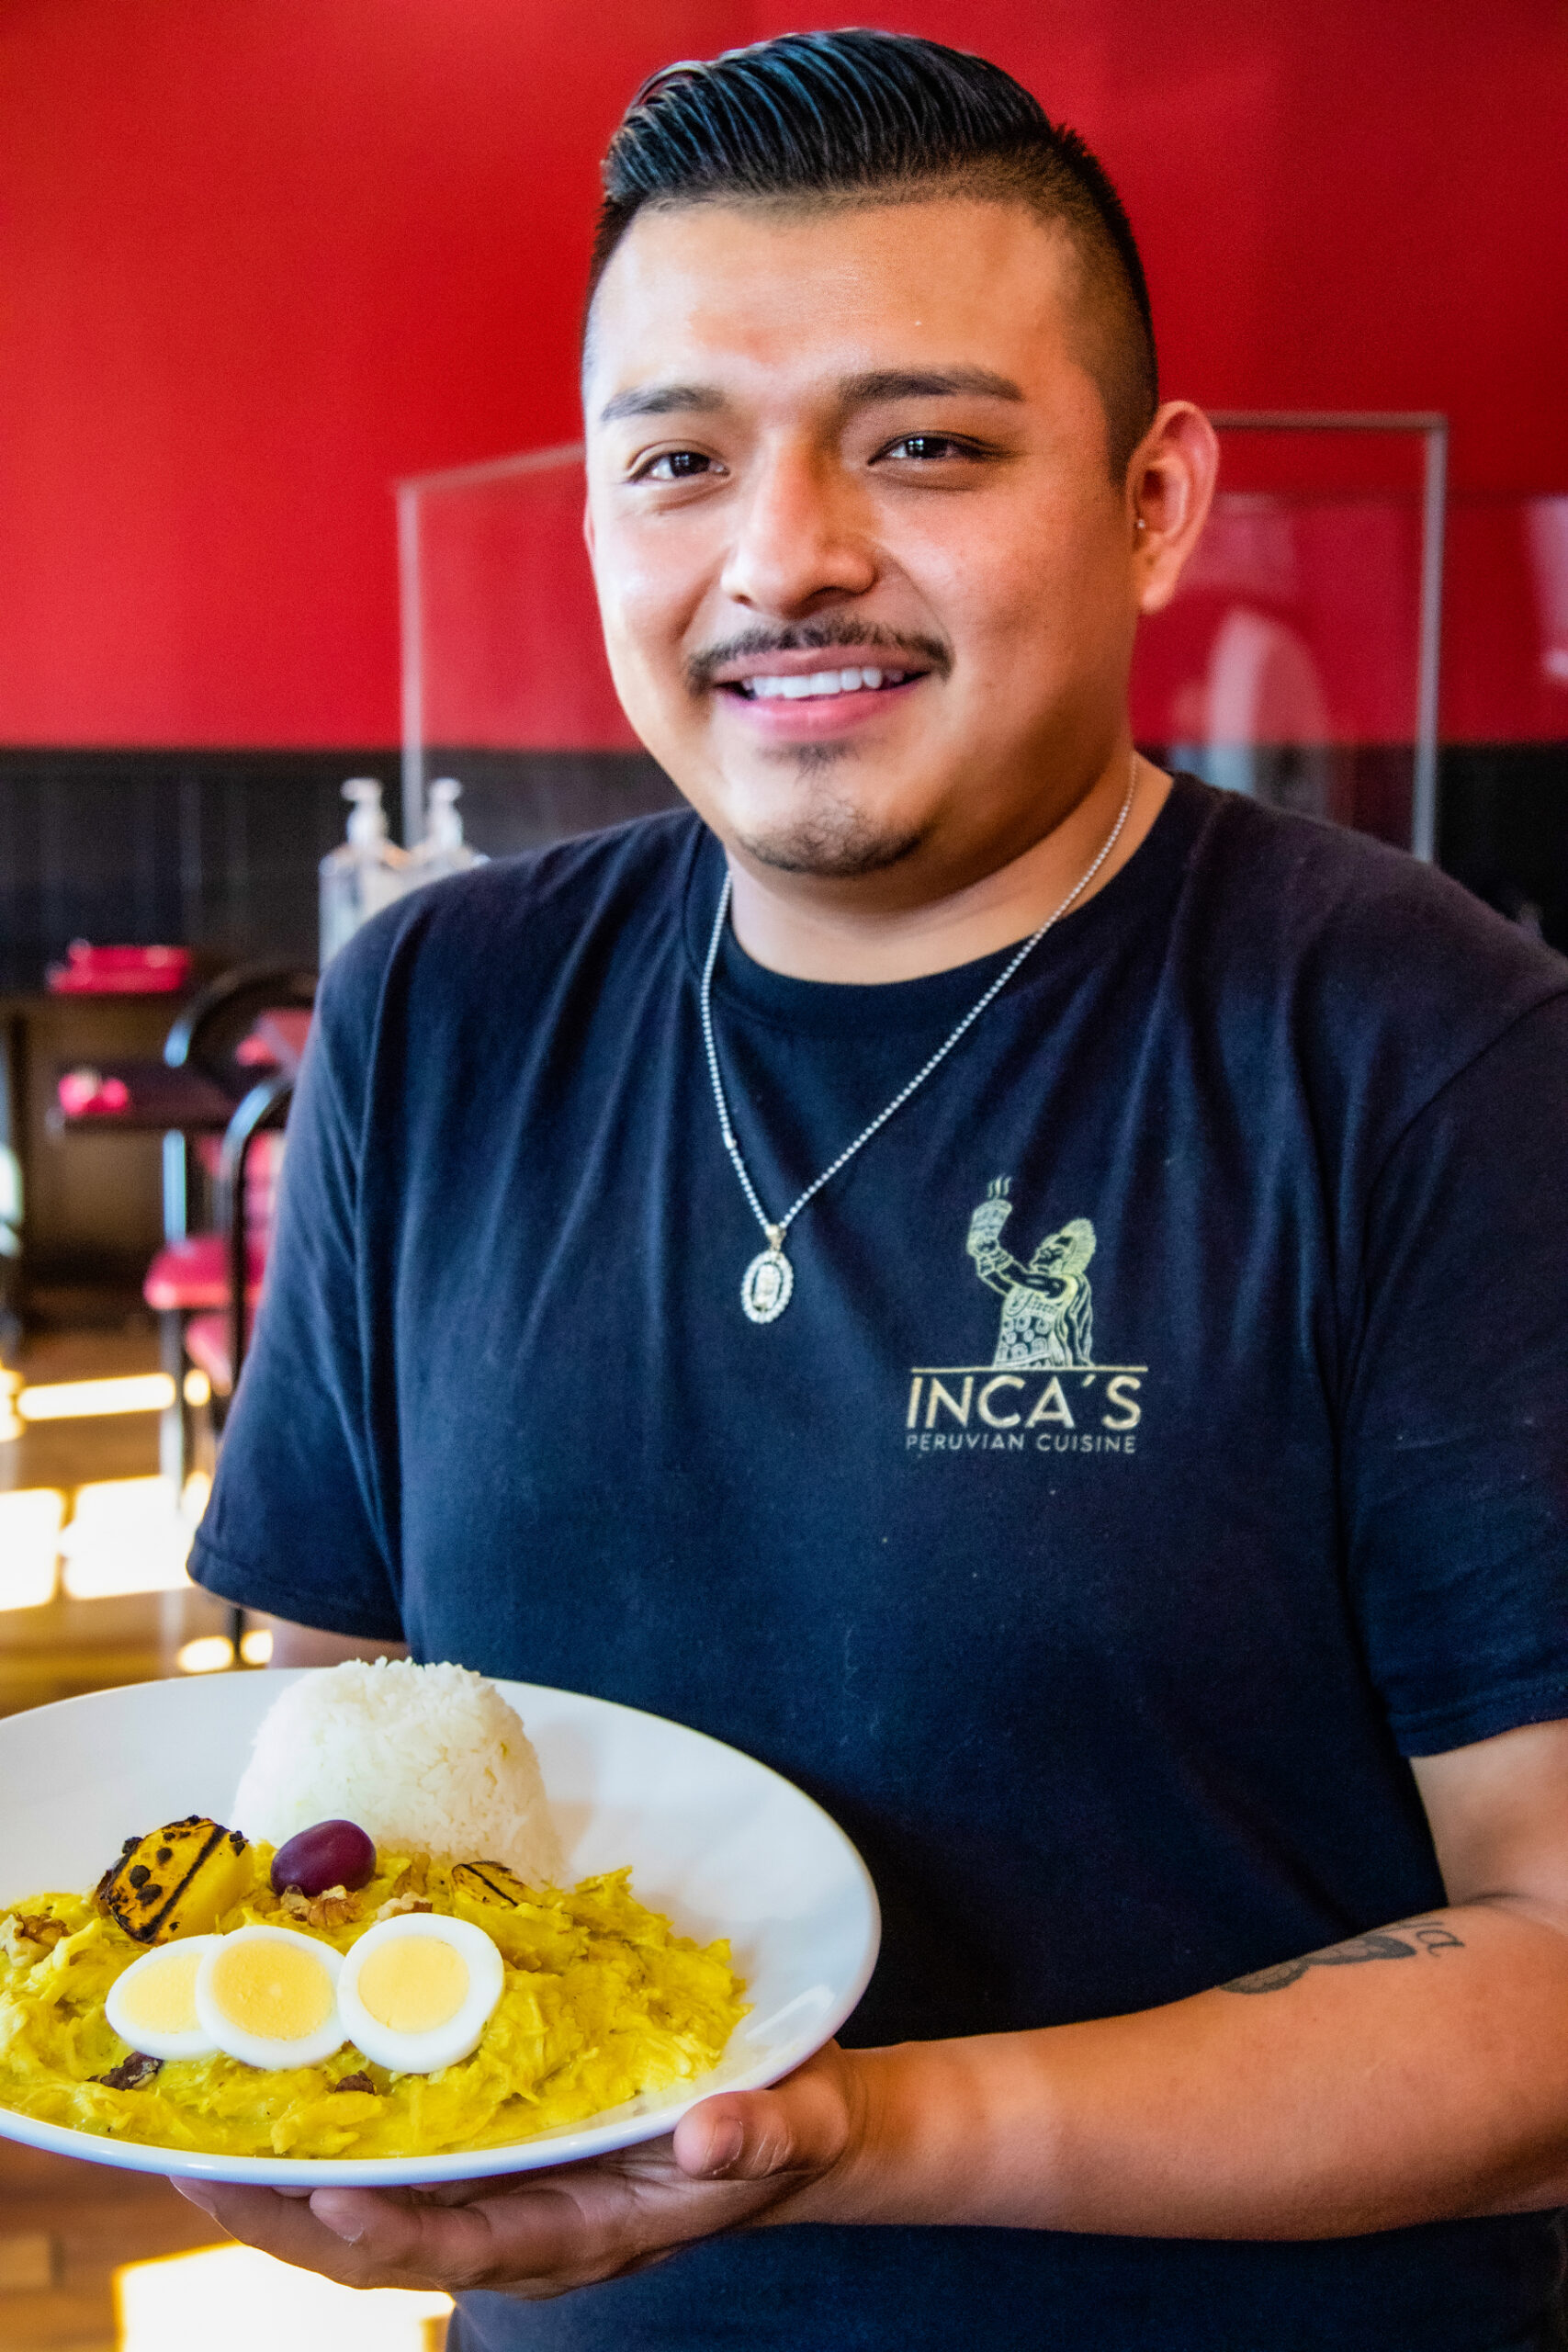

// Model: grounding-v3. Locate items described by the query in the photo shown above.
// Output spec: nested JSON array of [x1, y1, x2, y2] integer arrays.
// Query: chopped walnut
[[1, 1914, 63, 1964], [371, 1894, 434, 1923], [306, 1891, 358, 1929], [278, 1884, 361, 1930]]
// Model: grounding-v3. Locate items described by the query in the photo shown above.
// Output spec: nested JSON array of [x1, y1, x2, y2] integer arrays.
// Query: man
[[182, 31, 1568, 2350]]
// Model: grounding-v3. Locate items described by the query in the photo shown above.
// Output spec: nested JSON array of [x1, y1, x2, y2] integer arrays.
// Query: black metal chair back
[[215, 1069, 295, 1400], [164, 966, 316, 1098]]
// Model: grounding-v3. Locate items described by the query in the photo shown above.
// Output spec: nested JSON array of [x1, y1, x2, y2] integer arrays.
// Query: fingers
[[308, 2182, 605, 2286], [171, 2175, 309, 2211], [164, 2173, 654, 2299], [161, 2180, 502, 2293], [156, 2081, 860, 2306], [308, 2186, 517, 2281], [673, 2050, 855, 2186], [167, 2182, 394, 2286], [305, 2168, 739, 2298]]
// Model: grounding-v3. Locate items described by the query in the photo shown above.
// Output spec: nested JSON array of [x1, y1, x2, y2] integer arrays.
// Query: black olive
[[96, 2052, 163, 2091]]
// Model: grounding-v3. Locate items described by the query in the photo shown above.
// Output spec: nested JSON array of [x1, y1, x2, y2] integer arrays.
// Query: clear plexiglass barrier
[[397, 416, 1568, 866], [398, 445, 682, 861], [1131, 414, 1445, 856]]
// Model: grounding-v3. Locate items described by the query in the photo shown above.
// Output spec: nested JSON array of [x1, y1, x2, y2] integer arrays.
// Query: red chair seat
[[143, 1233, 266, 1312]]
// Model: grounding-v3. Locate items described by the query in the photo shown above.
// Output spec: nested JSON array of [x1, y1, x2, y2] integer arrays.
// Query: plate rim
[[0, 1671, 881, 2185]]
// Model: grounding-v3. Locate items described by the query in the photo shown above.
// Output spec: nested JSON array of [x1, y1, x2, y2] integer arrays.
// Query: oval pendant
[[741, 1246, 794, 1324]]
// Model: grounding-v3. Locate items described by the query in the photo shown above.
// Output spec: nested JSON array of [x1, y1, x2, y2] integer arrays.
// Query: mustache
[[684, 619, 953, 696]]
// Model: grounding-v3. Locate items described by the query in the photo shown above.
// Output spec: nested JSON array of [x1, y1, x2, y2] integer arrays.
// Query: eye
[[878, 434, 986, 463], [633, 448, 722, 483]]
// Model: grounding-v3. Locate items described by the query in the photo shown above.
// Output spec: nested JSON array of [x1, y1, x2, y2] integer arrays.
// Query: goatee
[[736, 776, 925, 877]]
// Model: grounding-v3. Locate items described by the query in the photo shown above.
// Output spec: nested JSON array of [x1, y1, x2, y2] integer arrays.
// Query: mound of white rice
[[231, 1658, 564, 1886]]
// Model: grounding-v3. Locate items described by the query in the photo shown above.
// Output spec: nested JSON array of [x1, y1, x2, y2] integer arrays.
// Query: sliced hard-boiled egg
[[337, 1913, 503, 2075], [194, 1924, 345, 2070], [104, 1934, 221, 2062]]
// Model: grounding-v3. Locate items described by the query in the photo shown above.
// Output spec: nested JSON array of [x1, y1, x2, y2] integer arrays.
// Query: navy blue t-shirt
[[194, 777, 1568, 2349]]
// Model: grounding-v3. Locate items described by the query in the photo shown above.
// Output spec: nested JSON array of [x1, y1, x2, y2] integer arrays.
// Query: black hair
[[589, 28, 1157, 479]]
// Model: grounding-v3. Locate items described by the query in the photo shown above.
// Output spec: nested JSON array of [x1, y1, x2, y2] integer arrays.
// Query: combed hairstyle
[[588, 28, 1158, 481]]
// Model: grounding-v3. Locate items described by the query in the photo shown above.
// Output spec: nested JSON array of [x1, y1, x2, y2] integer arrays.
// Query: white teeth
[[741, 665, 904, 700]]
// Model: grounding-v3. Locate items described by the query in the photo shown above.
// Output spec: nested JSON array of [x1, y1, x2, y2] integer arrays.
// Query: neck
[[723, 742, 1170, 985]]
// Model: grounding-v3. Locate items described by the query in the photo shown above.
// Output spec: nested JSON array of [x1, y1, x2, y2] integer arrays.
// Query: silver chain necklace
[[701, 756, 1140, 1323]]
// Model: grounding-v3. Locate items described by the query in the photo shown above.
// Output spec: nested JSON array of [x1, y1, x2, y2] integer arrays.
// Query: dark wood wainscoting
[[1, 738, 1562, 989], [0, 746, 683, 993]]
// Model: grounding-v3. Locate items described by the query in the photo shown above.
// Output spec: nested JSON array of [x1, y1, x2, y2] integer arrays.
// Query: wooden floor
[[0, 1319, 233, 1714], [2, 1322, 449, 2346], [1, 1323, 261, 2345], [0, 2141, 221, 2352]]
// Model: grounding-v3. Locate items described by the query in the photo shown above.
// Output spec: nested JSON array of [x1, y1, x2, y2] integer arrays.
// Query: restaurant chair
[[138, 967, 314, 1485], [170, 1067, 295, 1419]]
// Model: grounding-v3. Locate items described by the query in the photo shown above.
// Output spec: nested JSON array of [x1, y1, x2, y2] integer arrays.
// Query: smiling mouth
[[723, 665, 924, 703]]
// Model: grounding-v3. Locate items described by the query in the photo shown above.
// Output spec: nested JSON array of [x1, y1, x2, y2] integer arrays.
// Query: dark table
[[53, 1062, 236, 1136], [0, 991, 192, 1315]]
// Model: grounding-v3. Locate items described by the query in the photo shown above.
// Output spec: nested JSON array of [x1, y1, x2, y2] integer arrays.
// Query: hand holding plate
[[172, 2042, 863, 2300]]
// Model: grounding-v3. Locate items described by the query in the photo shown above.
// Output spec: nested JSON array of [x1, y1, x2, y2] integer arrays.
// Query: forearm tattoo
[[1222, 1920, 1466, 1995]]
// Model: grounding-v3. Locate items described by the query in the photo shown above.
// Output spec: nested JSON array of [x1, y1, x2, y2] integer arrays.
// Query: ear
[[1127, 403, 1220, 616]]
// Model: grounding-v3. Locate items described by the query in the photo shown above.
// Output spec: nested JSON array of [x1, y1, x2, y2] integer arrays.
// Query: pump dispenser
[[319, 778, 411, 965], [407, 778, 488, 885]]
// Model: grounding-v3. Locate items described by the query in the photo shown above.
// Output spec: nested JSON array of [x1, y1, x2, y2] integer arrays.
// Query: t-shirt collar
[[681, 772, 1204, 1038]]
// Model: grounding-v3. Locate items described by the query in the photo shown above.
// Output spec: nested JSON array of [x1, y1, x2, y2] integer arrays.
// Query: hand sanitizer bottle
[[407, 778, 488, 885], [319, 778, 411, 965]]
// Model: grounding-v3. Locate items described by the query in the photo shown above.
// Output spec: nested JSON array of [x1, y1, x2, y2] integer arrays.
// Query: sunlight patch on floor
[[117, 2242, 451, 2350], [0, 1488, 66, 1609], [61, 1476, 199, 1599], [0, 1474, 212, 1608], [15, 1373, 176, 1421]]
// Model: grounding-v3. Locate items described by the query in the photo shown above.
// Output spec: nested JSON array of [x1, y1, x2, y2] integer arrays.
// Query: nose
[[718, 441, 878, 620]]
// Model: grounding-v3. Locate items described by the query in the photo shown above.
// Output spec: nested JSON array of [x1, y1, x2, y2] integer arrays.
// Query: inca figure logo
[[965, 1179, 1097, 1369]]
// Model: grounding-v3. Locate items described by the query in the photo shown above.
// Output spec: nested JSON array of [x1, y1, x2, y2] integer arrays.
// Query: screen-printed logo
[[905, 1179, 1145, 1457]]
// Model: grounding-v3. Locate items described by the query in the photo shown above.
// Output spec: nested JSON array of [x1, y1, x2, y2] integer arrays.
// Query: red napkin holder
[[58, 1069, 132, 1116], [47, 942, 192, 995]]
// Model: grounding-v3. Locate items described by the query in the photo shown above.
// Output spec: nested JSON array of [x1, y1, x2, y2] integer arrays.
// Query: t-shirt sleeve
[[1346, 989, 1568, 1755], [187, 943, 404, 1641]]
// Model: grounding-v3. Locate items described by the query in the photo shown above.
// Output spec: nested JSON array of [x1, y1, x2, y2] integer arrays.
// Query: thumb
[[672, 2057, 853, 2184]]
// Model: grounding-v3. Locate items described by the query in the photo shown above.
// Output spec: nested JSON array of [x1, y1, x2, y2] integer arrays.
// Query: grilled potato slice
[[97, 1815, 254, 1944], [451, 1860, 534, 1908], [451, 1860, 581, 1969]]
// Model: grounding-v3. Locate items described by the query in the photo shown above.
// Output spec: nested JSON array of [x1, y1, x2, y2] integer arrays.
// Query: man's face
[[583, 195, 1145, 895], [1032, 1231, 1072, 1279]]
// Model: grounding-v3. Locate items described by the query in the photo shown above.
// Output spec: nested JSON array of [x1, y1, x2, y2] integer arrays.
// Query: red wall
[[1, 0, 1563, 749]]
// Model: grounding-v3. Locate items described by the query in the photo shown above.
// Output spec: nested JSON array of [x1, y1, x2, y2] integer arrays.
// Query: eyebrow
[[597, 364, 1025, 427], [598, 383, 727, 424], [836, 368, 1025, 406]]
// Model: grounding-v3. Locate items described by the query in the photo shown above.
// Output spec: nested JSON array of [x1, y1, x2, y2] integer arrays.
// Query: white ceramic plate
[[0, 1670, 879, 2186]]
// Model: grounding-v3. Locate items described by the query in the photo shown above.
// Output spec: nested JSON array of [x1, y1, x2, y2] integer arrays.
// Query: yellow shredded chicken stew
[[0, 1849, 746, 2159]]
